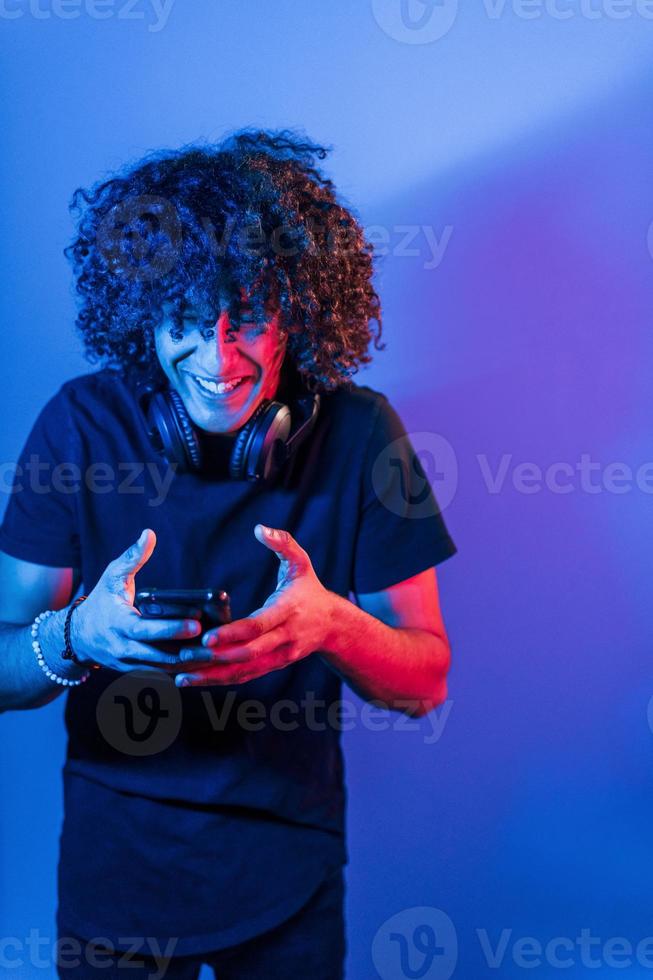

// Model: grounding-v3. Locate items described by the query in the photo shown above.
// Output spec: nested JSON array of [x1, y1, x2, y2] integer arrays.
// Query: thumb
[[254, 524, 308, 569], [104, 528, 157, 593]]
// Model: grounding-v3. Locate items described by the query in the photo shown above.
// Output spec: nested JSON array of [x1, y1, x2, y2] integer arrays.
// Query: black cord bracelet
[[61, 595, 88, 665]]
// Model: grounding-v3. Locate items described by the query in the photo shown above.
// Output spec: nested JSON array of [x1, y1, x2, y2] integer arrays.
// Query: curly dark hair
[[64, 128, 385, 391]]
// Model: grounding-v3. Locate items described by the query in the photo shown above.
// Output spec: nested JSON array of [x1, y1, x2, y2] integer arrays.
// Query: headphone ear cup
[[149, 389, 202, 473], [229, 424, 253, 482], [230, 401, 291, 482]]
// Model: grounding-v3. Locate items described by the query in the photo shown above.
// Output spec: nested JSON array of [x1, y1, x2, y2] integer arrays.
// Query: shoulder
[[53, 366, 136, 427], [58, 366, 131, 405], [28, 367, 138, 451], [320, 381, 410, 454], [319, 380, 390, 438], [19, 368, 126, 439]]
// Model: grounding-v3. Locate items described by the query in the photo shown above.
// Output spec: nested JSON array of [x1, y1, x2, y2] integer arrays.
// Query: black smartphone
[[135, 588, 232, 652]]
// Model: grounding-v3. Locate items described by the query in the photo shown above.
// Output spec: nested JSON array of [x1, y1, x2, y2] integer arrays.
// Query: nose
[[198, 310, 247, 376]]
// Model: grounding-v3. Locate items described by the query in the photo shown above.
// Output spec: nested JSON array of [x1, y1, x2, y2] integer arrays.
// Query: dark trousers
[[56, 867, 346, 980]]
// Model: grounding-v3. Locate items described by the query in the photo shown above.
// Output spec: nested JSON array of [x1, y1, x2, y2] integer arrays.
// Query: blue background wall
[[1, 3, 653, 977]]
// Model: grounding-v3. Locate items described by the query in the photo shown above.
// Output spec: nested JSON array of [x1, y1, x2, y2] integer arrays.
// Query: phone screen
[[135, 589, 232, 651]]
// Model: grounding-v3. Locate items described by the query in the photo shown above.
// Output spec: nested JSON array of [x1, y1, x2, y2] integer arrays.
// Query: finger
[[117, 639, 186, 667], [126, 617, 202, 642], [202, 605, 288, 647], [175, 648, 292, 687], [176, 667, 231, 687], [175, 646, 220, 665], [104, 529, 157, 593], [182, 626, 289, 664], [254, 524, 310, 569]]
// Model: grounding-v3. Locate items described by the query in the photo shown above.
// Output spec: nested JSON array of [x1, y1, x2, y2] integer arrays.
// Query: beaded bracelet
[[31, 609, 91, 687]]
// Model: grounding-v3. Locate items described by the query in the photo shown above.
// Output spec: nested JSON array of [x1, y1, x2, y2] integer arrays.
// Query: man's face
[[154, 294, 288, 434]]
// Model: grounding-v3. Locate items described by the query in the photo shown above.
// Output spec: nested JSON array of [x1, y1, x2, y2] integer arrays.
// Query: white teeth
[[193, 375, 244, 395]]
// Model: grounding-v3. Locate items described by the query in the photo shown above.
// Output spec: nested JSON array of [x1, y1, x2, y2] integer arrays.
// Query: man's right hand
[[70, 529, 202, 673]]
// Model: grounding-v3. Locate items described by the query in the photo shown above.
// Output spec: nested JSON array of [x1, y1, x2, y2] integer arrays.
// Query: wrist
[[63, 597, 92, 666], [320, 590, 349, 657], [37, 609, 89, 681], [67, 600, 99, 669]]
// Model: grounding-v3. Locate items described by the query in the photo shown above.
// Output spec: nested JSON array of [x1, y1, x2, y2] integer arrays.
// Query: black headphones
[[135, 368, 321, 484]]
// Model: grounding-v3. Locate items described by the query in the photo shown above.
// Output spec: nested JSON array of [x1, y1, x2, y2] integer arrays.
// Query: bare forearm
[[0, 612, 87, 712], [318, 592, 450, 716]]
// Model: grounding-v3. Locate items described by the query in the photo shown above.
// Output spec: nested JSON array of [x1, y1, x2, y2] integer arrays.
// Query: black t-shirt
[[0, 366, 456, 954]]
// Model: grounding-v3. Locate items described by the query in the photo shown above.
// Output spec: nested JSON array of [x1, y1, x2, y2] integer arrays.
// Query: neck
[[274, 359, 299, 405]]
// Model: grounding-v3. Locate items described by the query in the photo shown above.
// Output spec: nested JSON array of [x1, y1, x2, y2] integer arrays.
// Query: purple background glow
[[1, 4, 652, 976]]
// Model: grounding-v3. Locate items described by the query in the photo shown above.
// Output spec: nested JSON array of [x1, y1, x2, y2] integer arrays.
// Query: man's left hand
[[173, 525, 334, 687]]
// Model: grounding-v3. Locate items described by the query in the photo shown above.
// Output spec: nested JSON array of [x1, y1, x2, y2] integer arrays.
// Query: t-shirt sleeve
[[0, 387, 82, 568], [351, 394, 457, 594]]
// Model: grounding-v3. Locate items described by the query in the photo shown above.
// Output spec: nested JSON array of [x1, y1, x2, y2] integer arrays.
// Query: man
[[0, 129, 456, 978]]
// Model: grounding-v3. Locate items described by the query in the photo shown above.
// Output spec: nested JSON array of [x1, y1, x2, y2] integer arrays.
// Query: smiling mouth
[[184, 372, 254, 399]]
